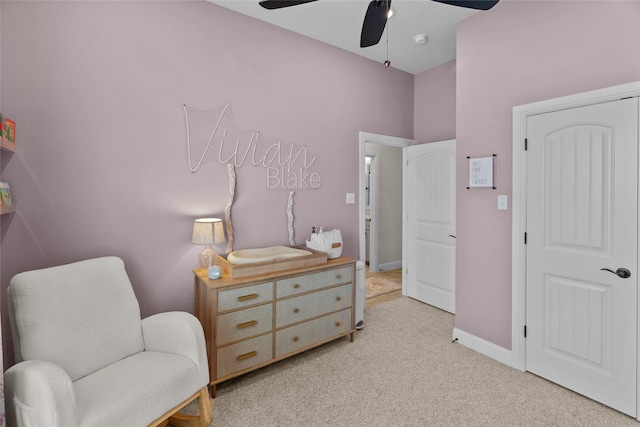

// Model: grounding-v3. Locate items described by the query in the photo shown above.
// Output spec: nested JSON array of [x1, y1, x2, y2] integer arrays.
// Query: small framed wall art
[[467, 154, 496, 189]]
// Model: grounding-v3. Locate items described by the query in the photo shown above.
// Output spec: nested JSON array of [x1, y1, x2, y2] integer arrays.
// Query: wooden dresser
[[194, 257, 356, 394]]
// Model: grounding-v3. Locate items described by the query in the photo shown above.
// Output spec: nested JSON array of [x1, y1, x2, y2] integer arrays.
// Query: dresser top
[[194, 256, 356, 289]]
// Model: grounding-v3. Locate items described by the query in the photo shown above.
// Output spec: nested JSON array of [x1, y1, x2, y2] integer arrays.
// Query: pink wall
[[455, 0, 640, 349], [413, 60, 456, 143], [0, 1, 413, 366]]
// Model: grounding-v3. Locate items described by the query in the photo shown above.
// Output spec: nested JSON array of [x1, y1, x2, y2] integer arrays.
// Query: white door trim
[[511, 81, 640, 417], [358, 132, 412, 276]]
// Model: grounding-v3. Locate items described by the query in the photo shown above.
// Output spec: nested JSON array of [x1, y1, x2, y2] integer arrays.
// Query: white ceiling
[[209, 0, 479, 75]]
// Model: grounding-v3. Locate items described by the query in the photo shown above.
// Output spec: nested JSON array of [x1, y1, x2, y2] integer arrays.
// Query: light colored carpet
[[184, 297, 637, 426], [365, 276, 401, 299]]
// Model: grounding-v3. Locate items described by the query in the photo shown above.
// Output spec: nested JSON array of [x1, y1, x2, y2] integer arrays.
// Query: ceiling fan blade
[[360, 0, 391, 48], [259, 0, 318, 10], [431, 0, 499, 11]]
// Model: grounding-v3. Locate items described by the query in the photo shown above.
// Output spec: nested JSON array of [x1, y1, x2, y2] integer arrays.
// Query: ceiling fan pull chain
[[384, 6, 390, 68]]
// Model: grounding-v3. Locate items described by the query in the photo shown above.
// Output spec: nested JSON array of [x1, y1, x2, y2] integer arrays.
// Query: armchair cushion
[[74, 351, 202, 426], [8, 257, 144, 382]]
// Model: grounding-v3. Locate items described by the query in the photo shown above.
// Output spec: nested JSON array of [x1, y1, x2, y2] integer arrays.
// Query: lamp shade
[[192, 218, 225, 245]]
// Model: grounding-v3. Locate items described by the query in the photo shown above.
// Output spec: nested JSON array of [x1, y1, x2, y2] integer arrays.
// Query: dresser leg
[[349, 332, 354, 342]]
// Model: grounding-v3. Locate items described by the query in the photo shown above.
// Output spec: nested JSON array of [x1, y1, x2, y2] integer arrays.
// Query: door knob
[[448, 235, 456, 239], [600, 267, 632, 279]]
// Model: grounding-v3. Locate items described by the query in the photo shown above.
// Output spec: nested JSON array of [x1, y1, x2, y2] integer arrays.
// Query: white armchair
[[4, 256, 212, 427]]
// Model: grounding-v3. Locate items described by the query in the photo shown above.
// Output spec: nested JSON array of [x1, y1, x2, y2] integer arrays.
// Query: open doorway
[[358, 132, 412, 275]]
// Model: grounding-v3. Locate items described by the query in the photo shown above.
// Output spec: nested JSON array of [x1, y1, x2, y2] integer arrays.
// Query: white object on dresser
[[306, 228, 343, 259]]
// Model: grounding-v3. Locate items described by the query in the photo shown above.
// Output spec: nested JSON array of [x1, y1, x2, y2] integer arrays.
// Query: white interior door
[[404, 140, 456, 313], [526, 98, 639, 416]]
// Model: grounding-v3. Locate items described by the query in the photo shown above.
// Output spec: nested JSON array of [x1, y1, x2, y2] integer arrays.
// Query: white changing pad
[[227, 246, 312, 265]]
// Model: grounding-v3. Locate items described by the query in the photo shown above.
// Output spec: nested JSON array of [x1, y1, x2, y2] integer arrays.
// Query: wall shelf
[[0, 205, 16, 215], [1, 136, 16, 153]]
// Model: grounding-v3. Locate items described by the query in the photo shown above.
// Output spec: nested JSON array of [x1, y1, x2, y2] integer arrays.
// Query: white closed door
[[404, 140, 456, 313], [526, 98, 639, 416]]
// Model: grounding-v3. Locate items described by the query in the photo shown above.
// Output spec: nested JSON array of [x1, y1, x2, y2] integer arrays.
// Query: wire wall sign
[[183, 102, 322, 191]]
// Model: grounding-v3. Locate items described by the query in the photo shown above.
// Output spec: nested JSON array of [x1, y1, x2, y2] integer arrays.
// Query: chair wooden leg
[[167, 387, 213, 427]]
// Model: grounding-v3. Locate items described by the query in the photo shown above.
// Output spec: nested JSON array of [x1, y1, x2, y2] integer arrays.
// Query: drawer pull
[[335, 322, 341, 327], [237, 320, 258, 329], [237, 293, 258, 302], [236, 351, 257, 361], [294, 308, 300, 314], [293, 336, 299, 342], [336, 296, 342, 301], [336, 274, 343, 280], [294, 284, 301, 289]]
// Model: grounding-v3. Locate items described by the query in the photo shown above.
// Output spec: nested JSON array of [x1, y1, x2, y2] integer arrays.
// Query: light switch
[[498, 195, 508, 210], [346, 193, 355, 204]]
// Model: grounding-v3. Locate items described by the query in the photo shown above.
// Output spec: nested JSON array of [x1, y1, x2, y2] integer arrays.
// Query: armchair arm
[[141, 312, 209, 381], [4, 360, 78, 427]]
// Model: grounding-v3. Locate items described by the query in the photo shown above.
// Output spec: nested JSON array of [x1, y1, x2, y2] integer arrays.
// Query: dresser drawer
[[276, 266, 353, 298], [218, 281, 273, 312], [217, 304, 273, 346], [275, 309, 352, 357], [276, 284, 352, 328], [217, 333, 273, 379]]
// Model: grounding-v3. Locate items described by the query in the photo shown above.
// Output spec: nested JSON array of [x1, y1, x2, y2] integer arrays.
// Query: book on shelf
[[5, 118, 15, 143], [1, 116, 16, 151], [0, 182, 13, 207]]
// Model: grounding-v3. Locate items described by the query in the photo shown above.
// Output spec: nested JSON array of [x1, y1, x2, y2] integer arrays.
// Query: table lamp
[[192, 218, 225, 269]]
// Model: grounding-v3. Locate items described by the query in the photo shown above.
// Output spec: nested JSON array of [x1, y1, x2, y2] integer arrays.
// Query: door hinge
[[524, 325, 527, 338], [524, 138, 528, 150], [524, 232, 527, 244]]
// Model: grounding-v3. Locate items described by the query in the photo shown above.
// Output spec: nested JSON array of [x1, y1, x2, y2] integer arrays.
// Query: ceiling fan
[[258, 0, 500, 48]]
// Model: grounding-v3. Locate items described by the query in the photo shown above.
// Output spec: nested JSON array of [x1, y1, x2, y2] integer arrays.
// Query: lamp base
[[199, 245, 218, 269]]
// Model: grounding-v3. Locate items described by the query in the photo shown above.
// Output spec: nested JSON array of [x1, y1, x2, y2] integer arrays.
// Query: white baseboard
[[452, 328, 513, 367], [379, 260, 402, 271]]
